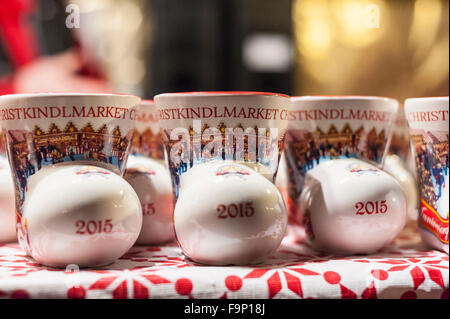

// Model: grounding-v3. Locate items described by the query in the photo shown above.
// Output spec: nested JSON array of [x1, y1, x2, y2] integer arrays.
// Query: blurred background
[[0, 0, 448, 100]]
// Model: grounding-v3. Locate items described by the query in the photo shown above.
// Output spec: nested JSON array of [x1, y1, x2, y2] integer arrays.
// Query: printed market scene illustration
[[162, 122, 284, 193], [285, 124, 387, 201], [411, 129, 449, 221], [4, 121, 132, 209]]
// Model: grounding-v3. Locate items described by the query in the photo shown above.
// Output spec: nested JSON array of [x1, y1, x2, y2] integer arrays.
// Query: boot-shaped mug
[[155, 92, 290, 265], [405, 96, 449, 254], [286, 96, 406, 254], [125, 99, 174, 245], [0, 93, 143, 267]]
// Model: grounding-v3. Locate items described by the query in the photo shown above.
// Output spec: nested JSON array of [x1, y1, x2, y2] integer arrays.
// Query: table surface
[[0, 221, 448, 299]]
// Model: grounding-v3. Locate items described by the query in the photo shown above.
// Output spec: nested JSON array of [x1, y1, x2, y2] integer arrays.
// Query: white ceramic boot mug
[[405, 97, 449, 254], [175, 160, 286, 265], [0, 93, 143, 267], [286, 96, 407, 253], [155, 92, 290, 265], [299, 158, 406, 254], [125, 100, 174, 245]]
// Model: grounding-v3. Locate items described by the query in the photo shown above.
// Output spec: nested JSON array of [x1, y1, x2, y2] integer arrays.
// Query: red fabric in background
[[0, 0, 38, 67], [0, 0, 38, 93], [0, 76, 14, 94]]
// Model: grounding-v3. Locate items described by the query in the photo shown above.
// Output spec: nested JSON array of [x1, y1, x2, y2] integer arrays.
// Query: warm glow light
[[292, 0, 449, 99], [68, 0, 149, 95], [330, 0, 385, 47], [108, 2, 143, 33], [68, 0, 109, 13], [412, 37, 450, 92], [408, 0, 442, 62], [294, 0, 332, 60], [114, 58, 145, 85]]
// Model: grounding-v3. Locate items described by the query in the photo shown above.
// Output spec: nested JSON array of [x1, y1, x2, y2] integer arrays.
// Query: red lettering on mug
[[355, 200, 387, 215], [142, 203, 156, 216], [217, 202, 255, 219], [75, 219, 114, 234]]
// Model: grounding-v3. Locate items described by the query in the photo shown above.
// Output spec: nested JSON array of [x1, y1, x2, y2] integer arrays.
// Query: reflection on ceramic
[[405, 97, 449, 254], [155, 92, 290, 265], [174, 160, 287, 265], [0, 155, 16, 243], [125, 155, 174, 245], [274, 152, 289, 208], [383, 155, 419, 220], [155, 92, 290, 192], [131, 100, 166, 162], [285, 96, 399, 237], [23, 165, 142, 267], [300, 158, 406, 254], [275, 151, 307, 242], [388, 104, 417, 181], [126, 100, 174, 245], [388, 105, 412, 162], [0, 93, 142, 267]]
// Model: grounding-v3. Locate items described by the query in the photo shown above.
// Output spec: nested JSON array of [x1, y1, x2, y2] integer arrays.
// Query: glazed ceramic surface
[[383, 154, 419, 220], [125, 100, 174, 245], [23, 165, 142, 267], [155, 92, 290, 265], [384, 104, 418, 215], [405, 97, 449, 253], [131, 100, 166, 163], [125, 155, 174, 245], [299, 158, 406, 254], [0, 93, 142, 267], [388, 104, 412, 163], [155, 92, 290, 192], [285, 96, 398, 227], [174, 160, 287, 265]]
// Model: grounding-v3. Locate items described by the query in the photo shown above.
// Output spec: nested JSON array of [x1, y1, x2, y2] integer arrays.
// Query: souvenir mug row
[[0, 93, 448, 268]]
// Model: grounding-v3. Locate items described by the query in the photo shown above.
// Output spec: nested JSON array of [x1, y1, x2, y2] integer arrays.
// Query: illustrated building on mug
[[412, 130, 449, 165], [285, 124, 388, 206], [161, 121, 283, 189], [163, 121, 280, 164], [423, 131, 449, 165], [389, 113, 411, 160], [286, 125, 386, 165], [33, 123, 76, 163], [4, 122, 133, 208], [131, 128, 165, 159], [0, 131, 6, 155], [410, 129, 449, 210]]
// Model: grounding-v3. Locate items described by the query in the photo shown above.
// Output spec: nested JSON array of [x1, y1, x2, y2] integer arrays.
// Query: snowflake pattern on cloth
[[0, 222, 448, 299]]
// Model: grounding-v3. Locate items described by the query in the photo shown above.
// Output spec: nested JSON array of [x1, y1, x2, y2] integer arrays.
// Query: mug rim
[[0, 92, 141, 100], [405, 96, 449, 102], [0, 93, 141, 113], [155, 91, 290, 98], [291, 95, 397, 102]]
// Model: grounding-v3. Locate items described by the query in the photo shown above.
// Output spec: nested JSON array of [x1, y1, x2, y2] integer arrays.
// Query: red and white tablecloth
[[0, 222, 448, 299]]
